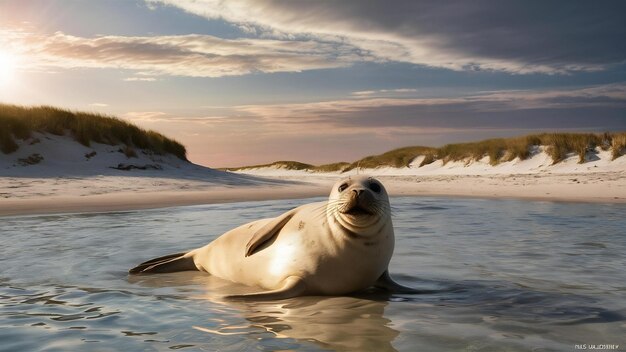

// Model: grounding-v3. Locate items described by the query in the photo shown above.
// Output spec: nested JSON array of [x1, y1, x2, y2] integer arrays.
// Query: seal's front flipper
[[225, 276, 306, 300], [245, 209, 297, 257], [129, 252, 197, 274], [374, 270, 433, 294]]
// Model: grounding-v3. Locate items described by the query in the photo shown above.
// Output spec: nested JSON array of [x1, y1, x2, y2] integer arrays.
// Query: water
[[1, 197, 625, 351]]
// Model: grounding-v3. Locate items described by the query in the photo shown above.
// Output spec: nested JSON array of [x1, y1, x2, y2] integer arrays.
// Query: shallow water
[[1, 197, 625, 351]]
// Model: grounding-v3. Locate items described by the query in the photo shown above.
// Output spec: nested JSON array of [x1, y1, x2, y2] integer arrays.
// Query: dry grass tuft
[[539, 133, 601, 164], [610, 133, 626, 160], [122, 146, 138, 158]]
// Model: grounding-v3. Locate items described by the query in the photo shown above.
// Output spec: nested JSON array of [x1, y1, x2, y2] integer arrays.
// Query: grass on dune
[[343, 146, 436, 171], [222, 161, 352, 173], [347, 132, 625, 169], [228, 132, 626, 172], [230, 161, 314, 170], [313, 162, 351, 172], [609, 133, 626, 160], [0, 103, 187, 160]]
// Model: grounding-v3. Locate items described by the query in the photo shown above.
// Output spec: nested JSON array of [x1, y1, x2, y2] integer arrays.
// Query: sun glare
[[0, 51, 19, 89]]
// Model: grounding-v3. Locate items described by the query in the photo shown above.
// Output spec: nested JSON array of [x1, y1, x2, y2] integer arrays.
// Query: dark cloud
[[334, 0, 626, 67], [155, 0, 626, 73]]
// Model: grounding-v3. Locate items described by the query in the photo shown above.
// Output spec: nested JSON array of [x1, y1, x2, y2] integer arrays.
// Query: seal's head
[[327, 175, 391, 235]]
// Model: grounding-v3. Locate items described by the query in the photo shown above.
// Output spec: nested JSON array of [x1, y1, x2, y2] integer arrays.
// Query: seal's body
[[130, 176, 419, 299], [191, 201, 394, 295]]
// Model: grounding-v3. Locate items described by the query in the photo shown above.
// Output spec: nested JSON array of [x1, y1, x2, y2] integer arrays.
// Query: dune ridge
[[1, 103, 187, 160], [226, 132, 626, 174]]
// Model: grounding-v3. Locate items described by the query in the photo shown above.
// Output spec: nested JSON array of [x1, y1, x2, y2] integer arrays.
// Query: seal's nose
[[352, 189, 364, 197]]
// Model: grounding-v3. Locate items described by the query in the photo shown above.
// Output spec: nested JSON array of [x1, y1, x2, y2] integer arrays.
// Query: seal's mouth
[[343, 205, 374, 216]]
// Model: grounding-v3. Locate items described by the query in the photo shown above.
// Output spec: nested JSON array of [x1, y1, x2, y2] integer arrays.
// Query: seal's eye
[[369, 182, 381, 193], [338, 183, 349, 192]]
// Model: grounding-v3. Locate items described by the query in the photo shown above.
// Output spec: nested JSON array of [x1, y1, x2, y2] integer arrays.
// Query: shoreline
[[0, 184, 329, 217], [2, 172, 625, 217]]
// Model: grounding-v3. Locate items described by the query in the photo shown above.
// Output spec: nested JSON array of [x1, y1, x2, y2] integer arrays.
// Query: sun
[[0, 51, 19, 89]]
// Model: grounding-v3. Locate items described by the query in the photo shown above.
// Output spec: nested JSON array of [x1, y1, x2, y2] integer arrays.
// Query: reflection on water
[[222, 297, 396, 352], [1, 197, 626, 351], [130, 272, 399, 351], [191, 295, 397, 352]]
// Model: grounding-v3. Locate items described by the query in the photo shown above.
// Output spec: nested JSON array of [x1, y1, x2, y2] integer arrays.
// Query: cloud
[[89, 103, 108, 107], [122, 111, 239, 125], [232, 84, 626, 131], [122, 111, 168, 122], [123, 77, 158, 82], [150, 0, 626, 74], [124, 84, 626, 136], [351, 88, 418, 97], [1, 28, 372, 78]]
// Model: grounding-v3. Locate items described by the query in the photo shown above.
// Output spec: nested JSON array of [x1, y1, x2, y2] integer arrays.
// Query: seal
[[129, 175, 421, 299]]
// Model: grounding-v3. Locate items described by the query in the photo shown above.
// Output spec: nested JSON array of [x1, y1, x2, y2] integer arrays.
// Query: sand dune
[[233, 146, 626, 204], [0, 133, 316, 215], [234, 146, 626, 176]]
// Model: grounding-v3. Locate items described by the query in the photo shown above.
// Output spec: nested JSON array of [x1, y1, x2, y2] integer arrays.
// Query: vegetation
[[0, 103, 187, 160], [224, 161, 314, 171], [228, 132, 626, 172], [345, 132, 625, 169], [18, 153, 44, 166], [222, 160, 351, 173], [121, 146, 138, 158], [314, 162, 351, 172], [343, 146, 436, 171], [610, 133, 626, 160]]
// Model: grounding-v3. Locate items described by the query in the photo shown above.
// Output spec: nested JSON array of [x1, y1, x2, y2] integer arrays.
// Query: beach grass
[[227, 132, 626, 172], [0, 103, 187, 160], [343, 146, 436, 171], [222, 161, 313, 171], [610, 133, 626, 160], [314, 162, 351, 172], [221, 160, 352, 172], [349, 133, 625, 169]]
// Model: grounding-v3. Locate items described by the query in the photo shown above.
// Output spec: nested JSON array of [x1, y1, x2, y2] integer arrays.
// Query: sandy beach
[[0, 181, 326, 216], [2, 171, 625, 217]]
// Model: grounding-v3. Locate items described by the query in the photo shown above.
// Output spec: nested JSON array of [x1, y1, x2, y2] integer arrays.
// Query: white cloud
[[122, 111, 168, 122], [351, 88, 417, 96], [351, 90, 377, 97], [1, 27, 372, 78], [123, 77, 158, 82]]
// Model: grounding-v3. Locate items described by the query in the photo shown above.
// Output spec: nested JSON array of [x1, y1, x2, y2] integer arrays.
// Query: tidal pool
[[1, 197, 625, 351]]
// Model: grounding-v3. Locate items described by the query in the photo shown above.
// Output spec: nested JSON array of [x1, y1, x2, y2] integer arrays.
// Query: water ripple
[[1, 196, 626, 351]]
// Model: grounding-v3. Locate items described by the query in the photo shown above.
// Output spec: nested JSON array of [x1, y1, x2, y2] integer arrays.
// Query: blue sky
[[0, 0, 625, 167]]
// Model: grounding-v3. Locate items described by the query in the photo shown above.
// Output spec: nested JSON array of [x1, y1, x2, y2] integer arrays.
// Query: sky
[[0, 0, 625, 167]]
